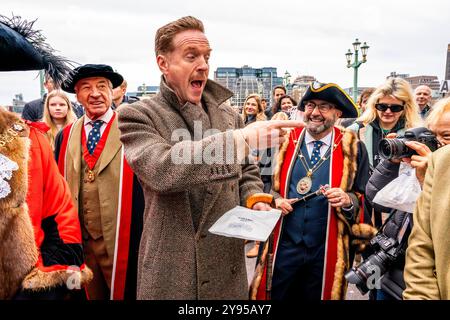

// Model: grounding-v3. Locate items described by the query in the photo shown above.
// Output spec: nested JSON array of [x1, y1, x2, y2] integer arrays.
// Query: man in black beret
[[251, 81, 374, 300], [55, 64, 144, 300]]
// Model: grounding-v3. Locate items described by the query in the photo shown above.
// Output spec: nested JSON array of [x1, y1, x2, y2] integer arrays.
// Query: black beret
[[299, 81, 358, 118], [62, 64, 124, 93]]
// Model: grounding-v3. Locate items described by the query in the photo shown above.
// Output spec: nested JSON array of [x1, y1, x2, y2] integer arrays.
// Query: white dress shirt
[[304, 130, 333, 159], [83, 107, 114, 138]]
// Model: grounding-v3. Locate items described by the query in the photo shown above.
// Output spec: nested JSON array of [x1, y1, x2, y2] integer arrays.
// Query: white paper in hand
[[208, 206, 281, 242]]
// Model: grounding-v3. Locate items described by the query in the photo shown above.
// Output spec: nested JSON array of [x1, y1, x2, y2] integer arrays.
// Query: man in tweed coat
[[118, 16, 302, 299]]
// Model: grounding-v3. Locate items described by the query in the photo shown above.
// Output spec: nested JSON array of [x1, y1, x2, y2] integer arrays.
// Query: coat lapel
[[97, 116, 122, 175], [68, 118, 84, 179]]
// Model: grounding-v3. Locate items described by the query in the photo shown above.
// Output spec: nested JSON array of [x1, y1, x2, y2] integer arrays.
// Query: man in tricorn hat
[[251, 81, 376, 300], [55, 64, 144, 300]]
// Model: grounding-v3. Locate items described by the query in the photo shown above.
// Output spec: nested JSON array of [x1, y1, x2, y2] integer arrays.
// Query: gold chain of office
[[0, 122, 26, 148], [294, 131, 343, 195]]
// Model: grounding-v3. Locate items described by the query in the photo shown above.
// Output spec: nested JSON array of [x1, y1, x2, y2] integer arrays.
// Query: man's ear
[[336, 110, 343, 118], [157, 54, 169, 75]]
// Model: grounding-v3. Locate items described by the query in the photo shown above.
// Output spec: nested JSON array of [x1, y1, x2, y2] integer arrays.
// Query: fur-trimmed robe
[[250, 126, 377, 300], [0, 111, 91, 299]]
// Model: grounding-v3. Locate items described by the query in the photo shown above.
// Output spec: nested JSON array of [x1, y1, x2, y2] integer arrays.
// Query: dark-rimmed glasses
[[304, 101, 335, 113], [375, 103, 404, 112]]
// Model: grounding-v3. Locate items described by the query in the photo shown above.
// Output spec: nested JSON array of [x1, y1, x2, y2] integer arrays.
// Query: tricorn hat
[[61, 64, 124, 93], [0, 14, 74, 87], [299, 81, 359, 118]]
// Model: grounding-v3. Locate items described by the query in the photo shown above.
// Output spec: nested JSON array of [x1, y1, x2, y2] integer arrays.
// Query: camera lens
[[378, 138, 413, 159], [379, 139, 395, 159], [345, 268, 370, 294]]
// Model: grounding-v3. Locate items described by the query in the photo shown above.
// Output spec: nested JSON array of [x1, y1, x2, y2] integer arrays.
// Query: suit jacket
[[403, 145, 450, 300], [118, 77, 264, 299], [58, 114, 122, 259], [22, 96, 45, 122]]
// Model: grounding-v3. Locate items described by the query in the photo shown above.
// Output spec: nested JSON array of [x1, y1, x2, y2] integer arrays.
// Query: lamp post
[[39, 70, 45, 98], [283, 70, 291, 96], [345, 38, 369, 103]]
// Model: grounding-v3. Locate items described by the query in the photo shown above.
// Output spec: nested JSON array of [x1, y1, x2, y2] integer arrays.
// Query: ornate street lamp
[[346, 38, 369, 103]]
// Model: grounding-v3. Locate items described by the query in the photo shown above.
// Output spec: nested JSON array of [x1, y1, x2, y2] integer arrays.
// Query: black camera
[[345, 208, 413, 296], [345, 234, 401, 294], [378, 127, 439, 160]]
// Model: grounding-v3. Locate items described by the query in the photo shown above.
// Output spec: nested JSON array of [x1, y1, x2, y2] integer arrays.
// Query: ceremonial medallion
[[86, 169, 95, 183], [296, 176, 312, 195]]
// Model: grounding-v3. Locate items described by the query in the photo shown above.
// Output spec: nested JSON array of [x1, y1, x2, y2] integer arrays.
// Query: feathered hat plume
[[0, 14, 75, 87]]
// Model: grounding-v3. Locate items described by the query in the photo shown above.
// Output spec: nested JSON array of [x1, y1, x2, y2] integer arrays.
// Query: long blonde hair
[[357, 78, 422, 129], [43, 90, 77, 150], [241, 94, 267, 123]]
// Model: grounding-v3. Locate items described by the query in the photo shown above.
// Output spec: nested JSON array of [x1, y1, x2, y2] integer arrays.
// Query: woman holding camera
[[348, 77, 422, 228], [364, 97, 450, 300]]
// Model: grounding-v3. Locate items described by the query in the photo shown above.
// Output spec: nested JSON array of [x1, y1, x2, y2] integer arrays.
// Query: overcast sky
[[1, 0, 449, 105]]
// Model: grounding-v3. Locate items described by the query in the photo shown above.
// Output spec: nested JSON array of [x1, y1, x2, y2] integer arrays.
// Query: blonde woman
[[348, 78, 422, 228], [349, 78, 422, 170], [42, 90, 77, 150], [241, 94, 267, 125]]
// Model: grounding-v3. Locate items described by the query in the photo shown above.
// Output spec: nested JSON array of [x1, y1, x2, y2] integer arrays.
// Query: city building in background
[[214, 65, 283, 107], [387, 71, 410, 79], [387, 72, 442, 99], [128, 84, 159, 99], [8, 93, 25, 114], [289, 75, 316, 102], [404, 75, 440, 91]]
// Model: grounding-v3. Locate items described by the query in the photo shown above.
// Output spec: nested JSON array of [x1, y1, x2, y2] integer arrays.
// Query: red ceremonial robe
[[55, 115, 144, 300], [253, 126, 373, 300]]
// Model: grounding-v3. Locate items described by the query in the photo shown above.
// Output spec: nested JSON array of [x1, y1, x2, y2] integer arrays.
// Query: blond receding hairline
[[155, 16, 205, 56]]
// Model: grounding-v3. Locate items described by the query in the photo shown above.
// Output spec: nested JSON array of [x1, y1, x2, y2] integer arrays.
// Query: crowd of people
[[0, 14, 449, 301]]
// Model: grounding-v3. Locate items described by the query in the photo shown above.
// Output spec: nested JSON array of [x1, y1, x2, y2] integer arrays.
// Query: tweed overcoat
[[118, 78, 264, 300], [403, 145, 450, 300]]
